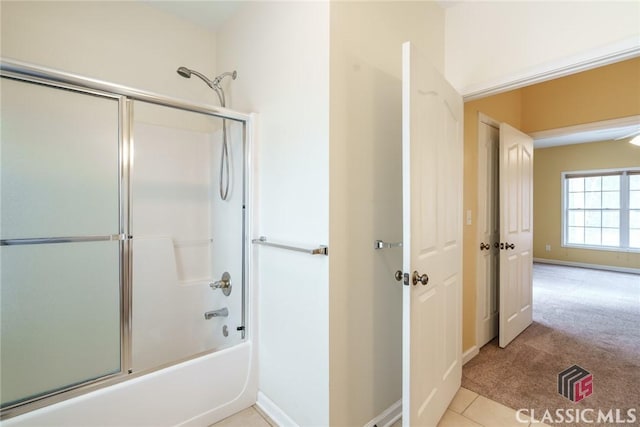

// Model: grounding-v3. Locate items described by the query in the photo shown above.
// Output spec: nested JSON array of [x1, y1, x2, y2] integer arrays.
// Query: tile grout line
[[460, 393, 480, 417]]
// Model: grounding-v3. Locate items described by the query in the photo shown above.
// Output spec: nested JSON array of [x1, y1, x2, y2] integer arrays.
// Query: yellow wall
[[462, 57, 640, 354], [521, 58, 640, 132], [534, 139, 640, 268]]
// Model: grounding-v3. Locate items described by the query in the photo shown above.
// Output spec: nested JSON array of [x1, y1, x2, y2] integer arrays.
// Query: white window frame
[[561, 167, 640, 253]]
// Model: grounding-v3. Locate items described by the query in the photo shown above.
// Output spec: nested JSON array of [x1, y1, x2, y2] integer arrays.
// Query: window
[[563, 169, 640, 250]]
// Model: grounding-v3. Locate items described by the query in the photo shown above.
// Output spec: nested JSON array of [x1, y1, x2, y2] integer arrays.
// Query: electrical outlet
[[545, 244, 551, 252]]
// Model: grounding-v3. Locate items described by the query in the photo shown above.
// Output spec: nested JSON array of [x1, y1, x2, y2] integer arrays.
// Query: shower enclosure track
[[0, 58, 247, 123]]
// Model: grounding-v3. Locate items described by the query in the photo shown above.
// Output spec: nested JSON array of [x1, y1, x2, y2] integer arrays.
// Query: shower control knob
[[210, 272, 232, 296]]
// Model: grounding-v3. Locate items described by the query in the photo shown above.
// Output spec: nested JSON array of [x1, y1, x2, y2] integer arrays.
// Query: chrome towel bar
[[251, 236, 328, 256]]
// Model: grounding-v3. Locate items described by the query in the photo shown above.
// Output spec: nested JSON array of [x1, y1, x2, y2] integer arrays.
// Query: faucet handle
[[210, 272, 232, 296]]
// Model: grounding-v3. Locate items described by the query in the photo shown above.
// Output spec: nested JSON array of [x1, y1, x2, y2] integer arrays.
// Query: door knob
[[480, 242, 490, 250], [412, 271, 429, 286], [506, 242, 515, 250], [395, 270, 403, 281]]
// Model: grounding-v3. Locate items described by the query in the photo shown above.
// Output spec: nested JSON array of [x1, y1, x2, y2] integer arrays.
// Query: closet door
[[1, 78, 122, 409], [498, 123, 534, 348], [477, 119, 499, 347]]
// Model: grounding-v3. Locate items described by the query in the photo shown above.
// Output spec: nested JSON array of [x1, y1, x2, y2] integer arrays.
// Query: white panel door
[[477, 120, 500, 348], [402, 41, 463, 427], [498, 123, 534, 348]]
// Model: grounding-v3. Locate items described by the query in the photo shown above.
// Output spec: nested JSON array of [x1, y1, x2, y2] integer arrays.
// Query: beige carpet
[[462, 263, 640, 426]]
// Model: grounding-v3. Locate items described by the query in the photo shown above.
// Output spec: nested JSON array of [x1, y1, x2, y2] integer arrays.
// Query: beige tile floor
[[210, 406, 275, 427], [212, 388, 551, 427]]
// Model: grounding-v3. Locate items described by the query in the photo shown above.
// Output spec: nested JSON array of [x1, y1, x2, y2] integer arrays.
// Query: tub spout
[[204, 307, 229, 319]]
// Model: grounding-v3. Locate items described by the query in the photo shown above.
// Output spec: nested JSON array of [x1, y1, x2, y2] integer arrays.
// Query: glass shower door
[[130, 101, 246, 373], [0, 78, 122, 409]]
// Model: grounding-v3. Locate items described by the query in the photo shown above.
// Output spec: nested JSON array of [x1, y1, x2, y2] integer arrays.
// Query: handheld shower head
[[176, 66, 216, 90], [177, 66, 192, 78], [176, 65, 238, 202], [177, 66, 237, 91]]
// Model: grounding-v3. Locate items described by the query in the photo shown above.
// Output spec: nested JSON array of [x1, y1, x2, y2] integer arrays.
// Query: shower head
[[176, 66, 238, 108], [177, 66, 192, 78], [176, 66, 237, 90], [176, 66, 215, 89]]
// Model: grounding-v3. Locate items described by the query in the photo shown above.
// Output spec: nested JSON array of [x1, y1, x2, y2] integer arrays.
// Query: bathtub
[[1, 341, 258, 426]]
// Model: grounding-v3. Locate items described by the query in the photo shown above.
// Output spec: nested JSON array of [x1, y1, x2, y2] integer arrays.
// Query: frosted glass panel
[[1, 79, 119, 239], [1, 78, 121, 410], [1, 242, 121, 407]]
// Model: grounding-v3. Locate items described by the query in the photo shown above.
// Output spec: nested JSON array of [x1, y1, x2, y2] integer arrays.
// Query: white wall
[[445, 1, 640, 96], [216, 3, 331, 426], [1, 1, 217, 104], [329, 2, 444, 425]]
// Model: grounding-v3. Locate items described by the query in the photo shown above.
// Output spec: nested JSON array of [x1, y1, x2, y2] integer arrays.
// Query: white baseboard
[[533, 258, 640, 275], [462, 346, 479, 365], [256, 391, 299, 427], [364, 399, 402, 427]]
